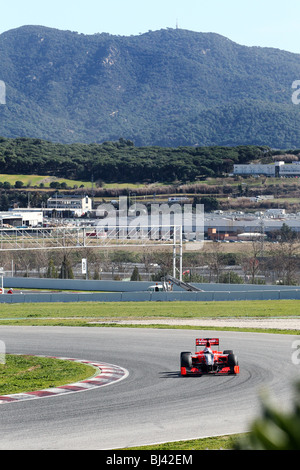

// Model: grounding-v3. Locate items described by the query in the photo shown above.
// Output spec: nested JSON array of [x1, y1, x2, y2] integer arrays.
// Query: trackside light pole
[[172, 226, 183, 281], [0, 267, 3, 294]]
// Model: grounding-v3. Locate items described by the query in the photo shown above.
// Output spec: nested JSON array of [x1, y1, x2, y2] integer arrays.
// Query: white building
[[234, 163, 276, 176], [264, 208, 286, 218], [10, 209, 43, 226], [47, 195, 92, 216], [0, 212, 23, 227], [233, 161, 300, 177]]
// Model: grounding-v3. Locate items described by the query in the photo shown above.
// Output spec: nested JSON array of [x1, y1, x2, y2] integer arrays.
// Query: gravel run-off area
[[92, 317, 300, 330]]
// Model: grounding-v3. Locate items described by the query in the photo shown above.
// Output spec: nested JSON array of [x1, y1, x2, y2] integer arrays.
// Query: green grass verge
[[0, 298, 299, 318], [121, 434, 242, 450], [0, 354, 95, 395], [0, 299, 299, 334]]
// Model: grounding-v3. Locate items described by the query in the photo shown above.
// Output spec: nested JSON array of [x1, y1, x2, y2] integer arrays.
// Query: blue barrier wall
[[1, 277, 300, 303], [1, 288, 300, 303], [4, 276, 300, 293], [3, 277, 155, 292]]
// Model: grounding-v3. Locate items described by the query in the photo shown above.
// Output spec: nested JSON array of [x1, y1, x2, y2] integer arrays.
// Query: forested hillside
[[0, 26, 300, 147], [0, 136, 278, 183]]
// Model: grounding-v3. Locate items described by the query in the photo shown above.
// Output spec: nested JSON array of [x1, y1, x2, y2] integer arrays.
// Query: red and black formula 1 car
[[180, 338, 239, 376]]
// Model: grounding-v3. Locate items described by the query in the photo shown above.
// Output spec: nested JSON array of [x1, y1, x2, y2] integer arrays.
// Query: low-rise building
[[233, 161, 300, 177], [0, 212, 23, 227], [47, 194, 92, 216], [10, 209, 43, 226]]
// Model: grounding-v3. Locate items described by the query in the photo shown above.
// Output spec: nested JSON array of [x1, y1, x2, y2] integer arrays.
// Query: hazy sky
[[1, 0, 300, 53]]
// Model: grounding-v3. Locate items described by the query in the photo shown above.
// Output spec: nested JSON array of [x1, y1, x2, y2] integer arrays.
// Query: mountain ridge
[[0, 26, 300, 147]]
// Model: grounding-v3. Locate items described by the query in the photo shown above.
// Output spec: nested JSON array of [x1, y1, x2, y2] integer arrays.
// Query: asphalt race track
[[0, 326, 299, 450]]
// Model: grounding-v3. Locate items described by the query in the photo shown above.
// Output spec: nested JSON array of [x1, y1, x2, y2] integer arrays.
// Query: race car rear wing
[[196, 338, 219, 346]]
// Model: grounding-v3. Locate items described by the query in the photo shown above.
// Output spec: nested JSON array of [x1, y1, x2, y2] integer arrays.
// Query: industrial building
[[0, 209, 43, 227], [10, 209, 43, 227], [204, 210, 299, 241], [233, 161, 300, 177]]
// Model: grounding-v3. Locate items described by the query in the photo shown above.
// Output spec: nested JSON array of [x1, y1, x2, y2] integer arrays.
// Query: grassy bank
[[0, 299, 299, 333], [1, 299, 300, 318], [0, 354, 95, 395], [122, 434, 242, 450]]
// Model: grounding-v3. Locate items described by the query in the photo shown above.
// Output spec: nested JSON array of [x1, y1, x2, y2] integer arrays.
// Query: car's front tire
[[228, 353, 239, 374], [180, 351, 192, 375]]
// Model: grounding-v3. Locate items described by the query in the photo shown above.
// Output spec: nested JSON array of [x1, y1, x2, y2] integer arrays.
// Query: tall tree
[[59, 254, 74, 279]]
